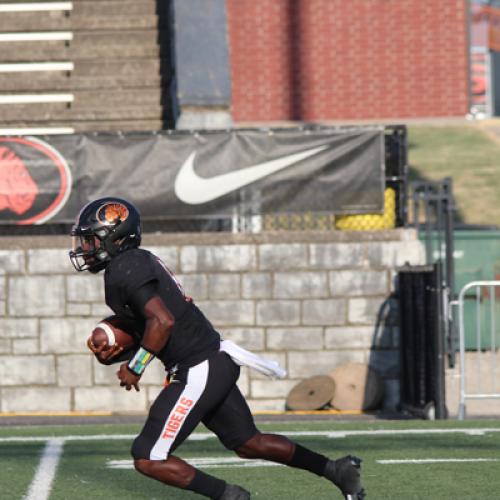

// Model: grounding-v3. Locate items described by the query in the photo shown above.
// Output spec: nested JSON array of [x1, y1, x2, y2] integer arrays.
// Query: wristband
[[127, 346, 155, 376]]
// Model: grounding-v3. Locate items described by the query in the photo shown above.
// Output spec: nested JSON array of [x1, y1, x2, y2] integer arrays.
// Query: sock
[[288, 443, 329, 476], [185, 469, 227, 499]]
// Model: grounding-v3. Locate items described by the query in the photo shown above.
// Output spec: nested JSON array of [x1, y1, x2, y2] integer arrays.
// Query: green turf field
[[1, 419, 499, 499]]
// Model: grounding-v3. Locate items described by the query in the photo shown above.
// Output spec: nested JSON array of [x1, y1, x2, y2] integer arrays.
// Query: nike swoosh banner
[[0, 127, 385, 224]]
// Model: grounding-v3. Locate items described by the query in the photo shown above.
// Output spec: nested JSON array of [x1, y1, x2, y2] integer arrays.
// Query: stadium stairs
[[0, 0, 171, 133]]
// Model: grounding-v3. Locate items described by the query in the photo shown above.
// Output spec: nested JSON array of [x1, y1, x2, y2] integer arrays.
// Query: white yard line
[[108, 457, 281, 469], [0, 434, 134, 443], [107, 455, 500, 470], [378, 458, 500, 464], [294, 428, 499, 438], [2, 428, 500, 443], [23, 438, 64, 500]]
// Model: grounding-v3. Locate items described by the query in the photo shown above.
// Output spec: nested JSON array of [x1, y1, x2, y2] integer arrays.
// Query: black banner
[[0, 127, 384, 225]]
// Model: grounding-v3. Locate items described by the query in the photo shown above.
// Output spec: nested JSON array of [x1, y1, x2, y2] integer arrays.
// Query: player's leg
[[235, 433, 364, 499], [204, 374, 364, 499], [134, 455, 209, 491], [134, 455, 250, 499], [131, 354, 250, 499]]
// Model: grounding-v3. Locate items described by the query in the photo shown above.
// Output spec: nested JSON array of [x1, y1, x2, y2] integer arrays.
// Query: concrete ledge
[[0, 229, 419, 250]]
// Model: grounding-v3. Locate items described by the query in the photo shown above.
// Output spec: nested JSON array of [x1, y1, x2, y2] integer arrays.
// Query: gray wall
[[0, 230, 425, 414]]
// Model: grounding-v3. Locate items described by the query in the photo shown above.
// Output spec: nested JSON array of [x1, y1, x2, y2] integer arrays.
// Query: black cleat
[[218, 483, 251, 500], [323, 455, 366, 499]]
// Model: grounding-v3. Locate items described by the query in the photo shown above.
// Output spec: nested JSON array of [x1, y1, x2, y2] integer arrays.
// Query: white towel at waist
[[220, 339, 287, 379]]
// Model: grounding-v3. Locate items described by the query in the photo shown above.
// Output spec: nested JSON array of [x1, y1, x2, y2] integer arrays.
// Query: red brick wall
[[226, 0, 469, 122]]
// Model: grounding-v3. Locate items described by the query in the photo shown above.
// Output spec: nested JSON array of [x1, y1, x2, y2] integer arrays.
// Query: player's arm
[[128, 280, 175, 352], [117, 282, 174, 391], [140, 295, 175, 352]]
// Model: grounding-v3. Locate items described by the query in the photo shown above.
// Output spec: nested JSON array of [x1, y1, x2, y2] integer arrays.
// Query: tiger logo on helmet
[[97, 202, 130, 226]]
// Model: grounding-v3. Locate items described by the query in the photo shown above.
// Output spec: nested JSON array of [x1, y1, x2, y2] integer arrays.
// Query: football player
[[69, 197, 365, 500]]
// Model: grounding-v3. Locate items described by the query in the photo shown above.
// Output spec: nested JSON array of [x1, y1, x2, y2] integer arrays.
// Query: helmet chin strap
[[87, 259, 108, 274]]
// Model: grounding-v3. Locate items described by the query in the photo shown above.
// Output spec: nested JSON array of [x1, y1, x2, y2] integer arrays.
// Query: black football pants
[[131, 351, 258, 460]]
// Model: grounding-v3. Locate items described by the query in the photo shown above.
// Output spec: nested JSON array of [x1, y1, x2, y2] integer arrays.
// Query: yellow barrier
[[335, 187, 396, 231]]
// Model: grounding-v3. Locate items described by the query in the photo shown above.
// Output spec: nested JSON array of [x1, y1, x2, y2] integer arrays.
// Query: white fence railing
[[457, 280, 500, 419]]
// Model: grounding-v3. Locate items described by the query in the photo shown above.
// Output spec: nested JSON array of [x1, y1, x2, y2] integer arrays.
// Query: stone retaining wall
[[0, 230, 425, 414]]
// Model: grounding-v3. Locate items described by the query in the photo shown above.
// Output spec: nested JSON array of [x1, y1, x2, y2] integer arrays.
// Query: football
[[91, 316, 138, 351]]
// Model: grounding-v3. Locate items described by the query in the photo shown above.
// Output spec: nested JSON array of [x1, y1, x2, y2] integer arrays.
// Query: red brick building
[[226, 0, 469, 122]]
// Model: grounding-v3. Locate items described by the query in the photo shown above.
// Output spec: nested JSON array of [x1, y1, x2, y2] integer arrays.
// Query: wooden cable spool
[[329, 362, 384, 411], [286, 375, 336, 411]]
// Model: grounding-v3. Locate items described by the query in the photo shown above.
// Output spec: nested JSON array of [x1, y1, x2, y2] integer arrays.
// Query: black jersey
[[104, 248, 220, 370]]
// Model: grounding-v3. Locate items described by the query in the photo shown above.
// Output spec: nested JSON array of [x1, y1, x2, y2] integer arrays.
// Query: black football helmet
[[69, 197, 142, 273]]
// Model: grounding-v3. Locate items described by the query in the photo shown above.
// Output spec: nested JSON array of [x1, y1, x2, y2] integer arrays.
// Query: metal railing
[[457, 280, 500, 419], [411, 177, 457, 368]]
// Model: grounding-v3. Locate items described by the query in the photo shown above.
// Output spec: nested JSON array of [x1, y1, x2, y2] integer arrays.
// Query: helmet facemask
[[69, 228, 109, 273]]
